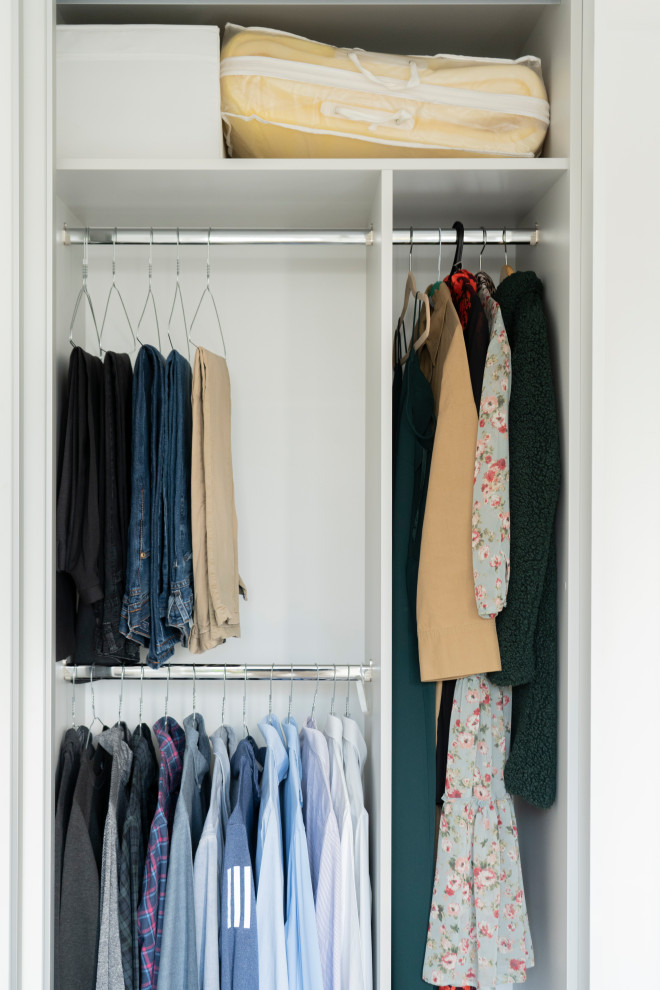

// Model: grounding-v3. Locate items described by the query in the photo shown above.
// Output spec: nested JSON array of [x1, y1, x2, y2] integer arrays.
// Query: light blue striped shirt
[[256, 716, 289, 990], [281, 718, 323, 990], [299, 718, 341, 990]]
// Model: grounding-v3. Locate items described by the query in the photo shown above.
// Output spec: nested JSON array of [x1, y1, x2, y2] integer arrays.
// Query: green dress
[[391, 333, 438, 989]]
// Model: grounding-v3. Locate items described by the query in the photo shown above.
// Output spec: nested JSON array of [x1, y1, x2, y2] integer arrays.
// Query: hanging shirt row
[[391, 223, 560, 990], [54, 698, 372, 990], [56, 342, 246, 668]]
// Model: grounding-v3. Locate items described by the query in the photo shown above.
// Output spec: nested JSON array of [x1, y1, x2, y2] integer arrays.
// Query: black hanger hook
[[450, 221, 464, 276]]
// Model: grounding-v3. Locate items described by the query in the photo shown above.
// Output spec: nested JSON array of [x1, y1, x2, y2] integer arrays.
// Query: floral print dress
[[422, 675, 534, 988], [472, 280, 511, 618]]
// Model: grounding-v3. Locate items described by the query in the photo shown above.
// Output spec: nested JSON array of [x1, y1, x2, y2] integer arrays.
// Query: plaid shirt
[[137, 717, 186, 990], [118, 725, 158, 990]]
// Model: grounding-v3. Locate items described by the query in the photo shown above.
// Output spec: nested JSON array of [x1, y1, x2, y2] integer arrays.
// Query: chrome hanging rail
[[59, 661, 375, 683], [62, 225, 539, 247]]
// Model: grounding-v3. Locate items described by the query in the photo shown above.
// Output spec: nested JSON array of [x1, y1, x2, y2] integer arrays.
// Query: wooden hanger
[[499, 228, 515, 284]]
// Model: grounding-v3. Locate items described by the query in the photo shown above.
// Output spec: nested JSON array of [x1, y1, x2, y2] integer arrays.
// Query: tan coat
[[416, 283, 501, 681]]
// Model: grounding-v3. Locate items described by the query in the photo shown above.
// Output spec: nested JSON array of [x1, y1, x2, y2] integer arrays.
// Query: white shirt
[[341, 717, 372, 990], [325, 714, 364, 990]]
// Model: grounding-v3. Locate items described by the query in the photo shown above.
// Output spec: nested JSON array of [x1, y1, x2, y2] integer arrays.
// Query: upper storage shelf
[[54, 159, 568, 228], [55, 3, 559, 61]]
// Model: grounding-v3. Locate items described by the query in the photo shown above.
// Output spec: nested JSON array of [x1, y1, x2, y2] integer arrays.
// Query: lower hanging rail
[[58, 660, 375, 683]]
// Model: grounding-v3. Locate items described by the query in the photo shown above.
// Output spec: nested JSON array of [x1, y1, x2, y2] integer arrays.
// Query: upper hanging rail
[[61, 226, 539, 248], [58, 660, 375, 683]]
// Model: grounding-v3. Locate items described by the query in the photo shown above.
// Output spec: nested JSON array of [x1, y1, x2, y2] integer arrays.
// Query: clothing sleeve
[[221, 824, 259, 990], [354, 811, 373, 990], [157, 819, 198, 990], [193, 834, 220, 990], [256, 808, 288, 990], [491, 289, 560, 686]]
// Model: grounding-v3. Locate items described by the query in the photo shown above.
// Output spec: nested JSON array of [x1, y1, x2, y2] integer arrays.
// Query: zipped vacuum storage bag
[[220, 24, 550, 159]]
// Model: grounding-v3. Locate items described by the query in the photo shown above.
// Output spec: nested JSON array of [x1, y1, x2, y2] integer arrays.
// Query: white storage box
[[56, 25, 223, 160]]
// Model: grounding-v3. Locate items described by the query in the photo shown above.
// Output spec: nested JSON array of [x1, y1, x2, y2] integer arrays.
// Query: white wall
[[590, 1, 660, 986]]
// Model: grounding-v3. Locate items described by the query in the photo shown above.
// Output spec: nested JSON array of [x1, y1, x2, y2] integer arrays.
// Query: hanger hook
[[311, 663, 320, 722], [71, 665, 77, 729], [503, 228, 508, 268], [268, 663, 274, 724], [192, 664, 197, 727], [118, 663, 125, 723], [242, 666, 248, 738], [164, 664, 171, 727], [222, 664, 227, 726], [288, 663, 294, 722], [479, 227, 487, 272], [138, 664, 145, 735], [86, 663, 98, 748], [409, 226, 414, 273], [188, 228, 226, 357], [330, 664, 337, 716], [436, 227, 443, 283], [69, 227, 101, 355], [100, 227, 137, 356], [137, 227, 162, 352], [345, 664, 351, 718]]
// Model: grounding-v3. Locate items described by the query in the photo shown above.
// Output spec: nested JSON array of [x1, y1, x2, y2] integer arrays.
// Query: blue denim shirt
[[121, 345, 163, 649], [165, 350, 194, 645], [281, 718, 324, 990]]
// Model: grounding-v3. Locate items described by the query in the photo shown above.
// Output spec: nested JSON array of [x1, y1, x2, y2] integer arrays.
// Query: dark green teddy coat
[[490, 271, 560, 809]]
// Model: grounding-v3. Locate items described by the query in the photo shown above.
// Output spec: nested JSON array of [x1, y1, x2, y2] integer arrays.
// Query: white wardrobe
[[8, 0, 655, 988]]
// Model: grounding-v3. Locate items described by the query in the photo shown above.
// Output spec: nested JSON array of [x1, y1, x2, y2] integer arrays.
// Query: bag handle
[[348, 51, 421, 91]]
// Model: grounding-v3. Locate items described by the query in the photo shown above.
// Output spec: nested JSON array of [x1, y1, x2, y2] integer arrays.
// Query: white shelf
[[55, 158, 568, 228], [56, 3, 557, 62]]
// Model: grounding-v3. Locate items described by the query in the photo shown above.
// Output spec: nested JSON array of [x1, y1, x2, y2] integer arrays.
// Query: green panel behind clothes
[[391, 344, 437, 989]]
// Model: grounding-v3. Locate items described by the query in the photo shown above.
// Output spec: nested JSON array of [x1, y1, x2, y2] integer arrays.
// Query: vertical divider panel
[[364, 169, 393, 990]]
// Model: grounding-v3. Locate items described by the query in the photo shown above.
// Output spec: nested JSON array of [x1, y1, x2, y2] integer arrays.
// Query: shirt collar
[[341, 716, 367, 771], [259, 715, 289, 783], [324, 713, 344, 747]]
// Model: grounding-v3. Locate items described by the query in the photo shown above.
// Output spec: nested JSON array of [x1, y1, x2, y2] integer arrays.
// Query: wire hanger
[[71, 665, 77, 729], [221, 664, 227, 728], [117, 663, 125, 725], [99, 228, 137, 357], [436, 226, 443, 284], [192, 665, 198, 728], [397, 226, 418, 329], [500, 227, 515, 284], [310, 663, 320, 723], [268, 663, 275, 724], [287, 663, 294, 724], [242, 666, 249, 738], [450, 220, 465, 276], [138, 665, 145, 736], [479, 226, 487, 272], [345, 665, 352, 719], [330, 665, 337, 716], [164, 664, 171, 729], [401, 289, 431, 365], [68, 228, 102, 356], [188, 228, 226, 357], [136, 228, 162, 351], [167, 228, 191, 361], [86, 665, 104, 747]]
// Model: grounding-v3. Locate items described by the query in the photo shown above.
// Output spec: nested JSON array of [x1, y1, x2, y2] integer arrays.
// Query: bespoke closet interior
[[35, 1, 589, 989]]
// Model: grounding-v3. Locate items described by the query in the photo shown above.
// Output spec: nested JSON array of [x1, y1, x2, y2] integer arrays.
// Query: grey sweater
[[96, 726, 133, 990]]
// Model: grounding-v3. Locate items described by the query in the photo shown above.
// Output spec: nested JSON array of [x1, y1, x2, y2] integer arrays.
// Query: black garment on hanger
[[59, 733, 113, 990], [53, 726, 87, 990], [96, 352, 139, 663]]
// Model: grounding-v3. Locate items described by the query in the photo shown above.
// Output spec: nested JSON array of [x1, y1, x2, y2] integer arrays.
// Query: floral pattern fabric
[[472, 283, 511, 618], [422, 675, 534, 989]]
